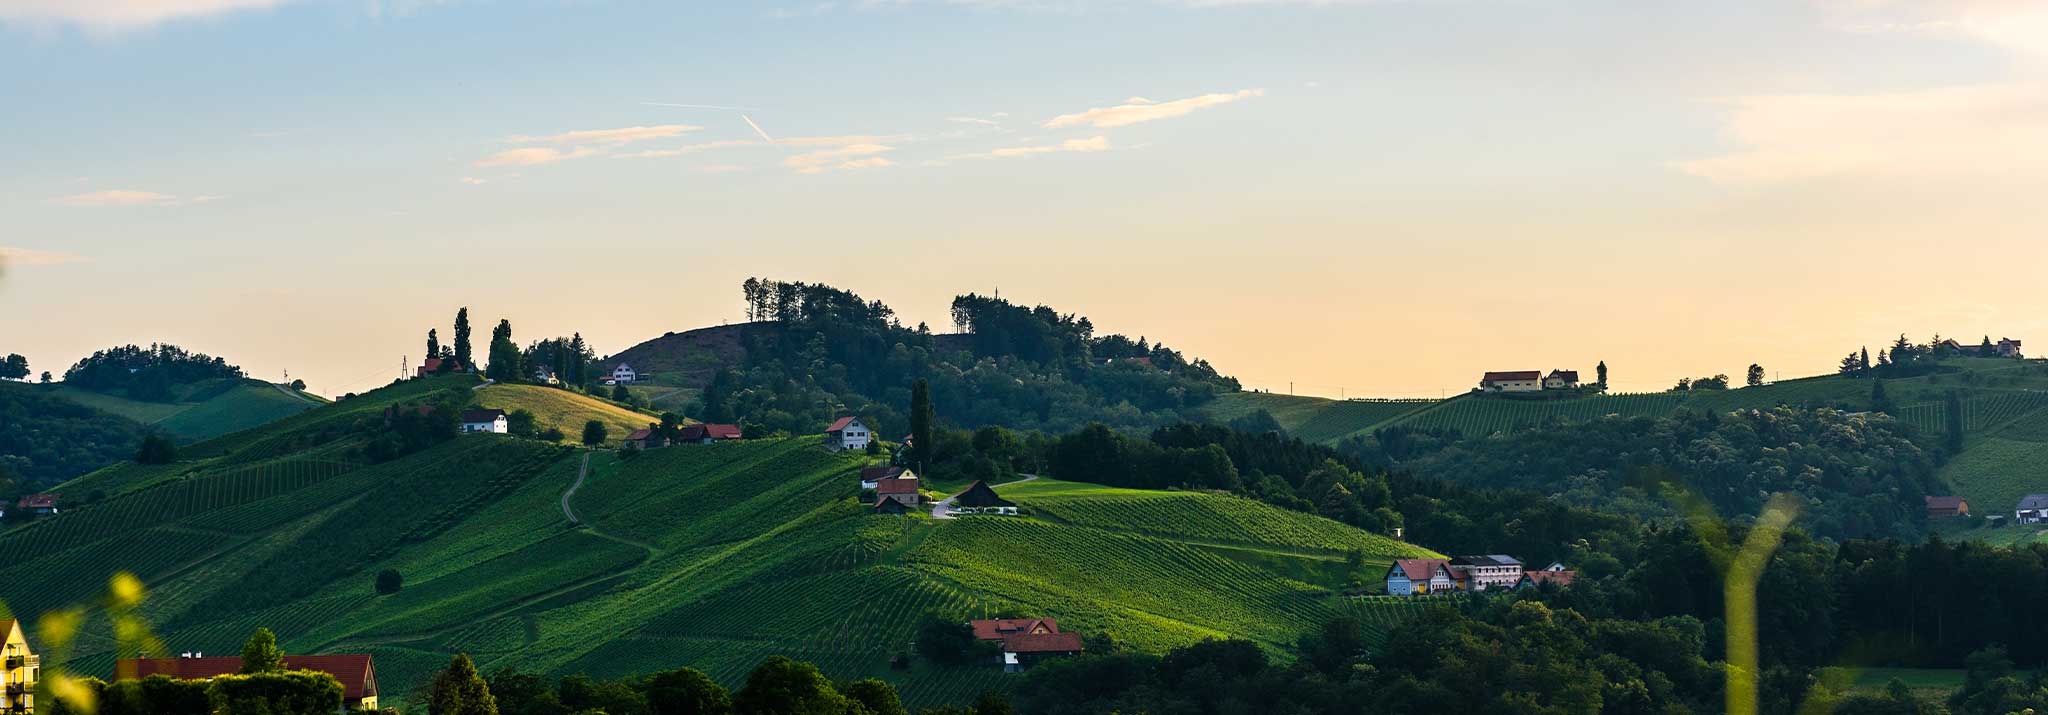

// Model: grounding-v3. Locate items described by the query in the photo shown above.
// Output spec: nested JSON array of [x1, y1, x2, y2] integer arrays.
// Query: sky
[[3, 0, 2047, 399]]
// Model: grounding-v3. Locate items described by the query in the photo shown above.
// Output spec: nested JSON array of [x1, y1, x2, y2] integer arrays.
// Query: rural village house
[[533, 366, 559, 385], [1544, 370, 1580, 389], [117, 655, 380, 712], [415, 357, 465, 378], [14, 494, 58, 516], [2019, 494, 2048, 525], [971, 618, 1084, 672], [824, 416, 872, 451], [460, 409, 508, 434], [678, 423, 743, 443], [3, 620, 40, 715], [1938, 337, 2025, 359], [1385, 559, 1461, 596], [625, 427, 669, 450], [874, 477, 921, 510], [1479, 371, 1543, 393], [1386, 555, 1561, 596], [860, 466, 914, 490], [1926, 496, 1971, 519], [611, 363, 639, 384], [951, 480, 1018, 515]]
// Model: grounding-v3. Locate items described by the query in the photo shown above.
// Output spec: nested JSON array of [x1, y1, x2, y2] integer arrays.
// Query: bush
[[136, 433, 179, 465], [376, 569, 403, 595], [541, 427, 566, 442], [209, 671, 345, 715], [582, 421, 608, 446]]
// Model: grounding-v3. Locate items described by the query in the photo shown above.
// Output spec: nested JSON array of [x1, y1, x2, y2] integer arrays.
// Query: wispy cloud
[[47, 189, 188, 207], [784, 143, 896, 174], [942, 135, 1111, 162], [511, 125, 701, 145], [474, 147, 598, 167], [1043, 89, 1264, 129], [1674, 83, 2048, 185], [947, 116, 1003, 127], [1820, 0, 2048, 57], [0, 246, 89, 266], [616, 140, 759, 159], [0, 0, 288, 31]]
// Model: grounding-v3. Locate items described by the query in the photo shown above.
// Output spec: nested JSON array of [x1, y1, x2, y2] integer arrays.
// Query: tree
[[1595, 361, 1608, 389], [646, 668, 731, 715], [1840, 353, 1864, 375], [376, 569, 403, 595], [914, 618, 980, 665], [1946, 391, 1966, 454], [613, 384, 632, 402], [1861, 346, 1872, 373], [431, 654, 498, 715], [1871, 379, 1896, 415], [453, 308, 474, 371], [239, 628, 285, 674], [742, 278, 762, 322], [0, 353, 28, 381], [971, 692, 1014, 715], [1980, 335, 1997, 355], [508, 410, 538, 438], [910, 379, 934, 473], [136, 433, 178, 465], [1673, 377, 1691, 392], [1747, 364, 1765, 387], [733, 656, 849, 715], [582, 420, 608, 446], [487, 319, 521, 383], [838, 680, 904, 715], [428, 329, 442, 363], [540, 427, 566, 442], [290, 378, 307, 391], [39, 371, 52, 384]]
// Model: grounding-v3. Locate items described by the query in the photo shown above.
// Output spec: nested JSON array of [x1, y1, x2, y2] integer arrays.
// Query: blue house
[[1385, 558, 1458, 596]]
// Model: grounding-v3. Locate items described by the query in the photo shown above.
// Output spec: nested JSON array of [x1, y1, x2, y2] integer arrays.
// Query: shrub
[[376, 569, 403, 595], [208, 671, 344, 715], [136, 433, 179, 464]]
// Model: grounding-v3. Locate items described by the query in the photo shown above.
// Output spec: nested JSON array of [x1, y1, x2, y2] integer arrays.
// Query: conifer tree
[[453, 307, 473, 370]]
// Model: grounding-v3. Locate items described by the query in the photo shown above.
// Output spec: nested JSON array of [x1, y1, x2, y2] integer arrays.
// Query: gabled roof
[[971, 618, 1059, 640], [861, 466, 906, 481], [460, 409, 506, 423], [120, 655, 379, 701], [701, 423, 743, 439], [1002, 632, 1085, 654], [420, 357, 464, 372], [825, 416, 862, 433], [1926, 496, 1969, 510], [952, 480, 1014, 508], [2019, 494, 2048, 510], [626, 428, 656, 441], [1483, 370, 1542, 382], [1522, 570, 1577, 587], [1389, 558, 1449, 581], [876, 478, 920, 496], [16, 494, 58, 509], [873, 498, 909, 514], [1547, 370, 1580, 381]]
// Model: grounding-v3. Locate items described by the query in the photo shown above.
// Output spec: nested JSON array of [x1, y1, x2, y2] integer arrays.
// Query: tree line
[[61, 343, 245, 401]]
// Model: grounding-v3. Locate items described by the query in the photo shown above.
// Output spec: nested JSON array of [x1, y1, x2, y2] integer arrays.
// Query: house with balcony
[[1385, 559, 1460, 596], [1448, 555, 1525, 590], [3, 620, 39, 715]]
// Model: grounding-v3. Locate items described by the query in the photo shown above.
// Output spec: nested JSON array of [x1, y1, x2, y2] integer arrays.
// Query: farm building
[[873, 498, 910, 514], [874, 477, 921, 509], [2018, 494, 2048, 524], [15, 494, 58, 516], [2, 619, 39, 715], [624, 427, 668, 450], [611, 364, 639, 384], [1926, 496, 1971, 518], [1480, 370, 1543, 393], [1385, 559, 1459, 596], [117, 654, 381, 711], [823, 416, 873, 451], [460, 409, 508, 434], [1544, 370, 1581, 389], [1449, 555, 1525, 590], [1520, 569, 1578, 589], [415, 357, 466, 378], [1946, 337, 2025, 358], [951, 480, 1017, 515], [677, 423, 742, 443], [860, 465, 914, 490], [970, 619, 1083, 672], [533, 366, 559, 385]]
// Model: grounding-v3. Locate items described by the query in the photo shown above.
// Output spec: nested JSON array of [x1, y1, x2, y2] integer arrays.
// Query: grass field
[[45, 378, 321, 442], [472, 383, 660, 445], [14, 384, 1438, 712]]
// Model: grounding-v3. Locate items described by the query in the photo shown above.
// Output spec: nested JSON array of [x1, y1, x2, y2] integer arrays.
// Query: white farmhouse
[[461, 409, 509, 434]]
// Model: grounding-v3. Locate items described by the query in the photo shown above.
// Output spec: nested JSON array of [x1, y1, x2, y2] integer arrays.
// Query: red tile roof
[[1002, 632, 1085, 654], [876, 478, 920, 496], [1523, 570, 1577, 587], [626, 428, 655, 441], [701, 423, 742, 440], [1483, 371, 1542, 382], [862, 466, 906, 481], [825, 416, 860, 433], [120, 655, 378, 702], [1390, 558, 1449, 581], [1926, 496, 1969, 510], [971, 618, 1058, 640], [1547, 370, 1580, 382], [16, 494, 58, 510]]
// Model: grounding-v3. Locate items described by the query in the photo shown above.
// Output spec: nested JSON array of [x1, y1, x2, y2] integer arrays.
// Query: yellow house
[[2, 619, 39, 715]]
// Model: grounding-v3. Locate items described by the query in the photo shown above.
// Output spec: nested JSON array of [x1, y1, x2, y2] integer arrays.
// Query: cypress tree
[[453, 307, 473, 371], [1946, 391, 1966, 454], [427, 329, 441, 362], [910, 379, 934, 472]]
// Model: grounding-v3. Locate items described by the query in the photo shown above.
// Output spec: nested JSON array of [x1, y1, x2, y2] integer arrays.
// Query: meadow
[[472, 383, 660, 445], [45, 378, 322, 443]]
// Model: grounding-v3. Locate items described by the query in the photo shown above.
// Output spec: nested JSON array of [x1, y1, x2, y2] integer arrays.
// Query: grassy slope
[[13, 399, 1439, 711], [472, 383, 660, 445], [44, 378, 322, 443]]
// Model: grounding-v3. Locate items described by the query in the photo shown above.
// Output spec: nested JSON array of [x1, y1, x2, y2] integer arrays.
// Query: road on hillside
[[930, 474, 1037, 519], [271, 382, 318, 404]]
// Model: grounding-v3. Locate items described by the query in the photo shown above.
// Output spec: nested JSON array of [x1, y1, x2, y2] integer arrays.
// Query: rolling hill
[[45, 378, 324, 443], [471, 383, 661, 445], [5, 375, 1442, 710]]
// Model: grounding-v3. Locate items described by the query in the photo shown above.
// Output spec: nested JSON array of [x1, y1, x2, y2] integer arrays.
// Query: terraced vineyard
[[1006, 479, 1431, 559], [45, 378, 322, 443]]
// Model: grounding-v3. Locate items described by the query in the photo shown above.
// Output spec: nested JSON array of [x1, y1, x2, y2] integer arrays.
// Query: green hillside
[[472, 383, 661, 445], [45, 378, 324, 443], [8, 380, 1442, 710]]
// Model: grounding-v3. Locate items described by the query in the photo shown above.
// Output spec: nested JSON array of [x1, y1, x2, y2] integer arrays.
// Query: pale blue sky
[[4, 0, 2046, 397]]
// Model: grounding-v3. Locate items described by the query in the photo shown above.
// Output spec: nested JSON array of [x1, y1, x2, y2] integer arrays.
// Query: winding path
[[561, 452, 592, 523], [271, 382, 319, 404], [930, 474, 1038, 519]]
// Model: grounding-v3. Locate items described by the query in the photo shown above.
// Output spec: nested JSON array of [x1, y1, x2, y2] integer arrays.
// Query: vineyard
[[1006, 479, 1434, 559]]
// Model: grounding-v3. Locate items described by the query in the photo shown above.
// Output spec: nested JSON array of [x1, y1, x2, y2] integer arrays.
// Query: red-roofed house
[[678, 423, 743, 444], [1544, 370, 1581, 390], [824, 416, 872, 451], [875, 477, 921, 509], [15, 494, 58, 516], [860, 466, 914, 490], [1519, 570, 1578, 589], [1000, 632, 1085, 672], [1384, 558, 1458, 596], [625, 427, 669, 450], [1480, 371, 1543, 393], [118, 655, 381, 711], [416, 357, 465, 378], [1926, 495, 1971, 519], [971, 618, 1060, 640]]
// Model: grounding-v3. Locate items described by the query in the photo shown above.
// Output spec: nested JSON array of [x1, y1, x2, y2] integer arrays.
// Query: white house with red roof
[[970, 618, 1084, 672], [824, 416, 871, 451], [1480, 370, 1543, 392]]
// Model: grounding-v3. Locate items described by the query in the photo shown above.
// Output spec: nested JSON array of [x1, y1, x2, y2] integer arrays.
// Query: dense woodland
[[690, 279, 1238, 437], [61, 343, 246, 401], [1339, 407, 1945, 541]]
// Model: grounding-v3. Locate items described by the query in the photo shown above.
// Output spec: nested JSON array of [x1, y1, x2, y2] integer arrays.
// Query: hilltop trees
[[486, 319, 521, 382], [1748, 363, 1765, 387], [1595, 360, 1608, 390], [523, 335, 596, 386], [63, 343, 244, 400], [0, 353, 27, 381], [645, 668, 731, 715], [453, 308, 474, 372], [428, 329, 442, 362], [732, 656, 852, 715]]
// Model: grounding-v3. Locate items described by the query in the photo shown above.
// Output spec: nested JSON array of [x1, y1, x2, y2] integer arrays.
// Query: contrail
[[740, 114, 776, 144]]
